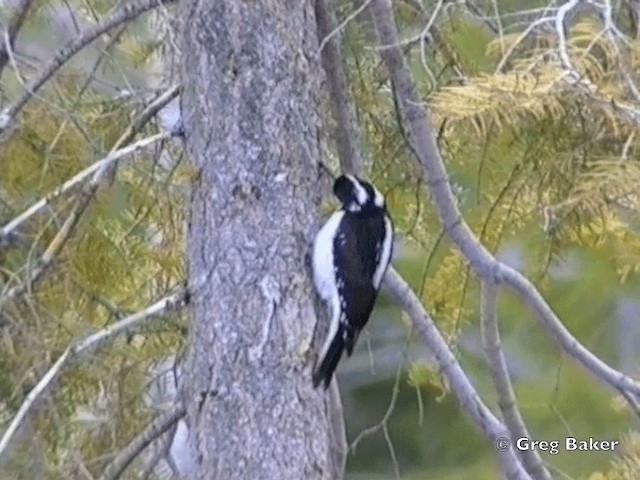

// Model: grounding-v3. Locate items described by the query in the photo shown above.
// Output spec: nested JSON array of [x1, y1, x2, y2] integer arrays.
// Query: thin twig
[[113, 85, 181, 151], [98, 405, 186, 480], [0, 0, 176, 137], [0, 132, 171, 244], [383, 268, 531, 480], [554, 0, 581, 79], [99, 84, 181, 186], [350, 360, 403, 478], [0, 290, 187, 462], [0, 0, 33, 79], [480, 280, 552, 480], [495, 16, 555, 72], [491, 0, 505, 57], [317, 0, 372, 55]]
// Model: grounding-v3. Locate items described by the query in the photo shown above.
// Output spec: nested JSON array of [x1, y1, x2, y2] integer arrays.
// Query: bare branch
[[491, 0, 506, 57], [551, 0, 640, 122], [500, 268, 640, 403], [0, 0, 33, 78], [113, 85, 181, 151], [0, 0, 176, 137], [316, 3, 526, 475], [0, 290, 187, 462], [554, 0, 582, 81], [350, 362, 403, 479], [98, 405, 186, 480], [92, 83, 181, 186], [384, 268, 531, 480], [316, 0, 363, 176], [368, 0, 640, 408], [317, 0, 372, 55], [0, 132, 171, 245], [140, 427, 175, 479], [480, 280, 551, 480]]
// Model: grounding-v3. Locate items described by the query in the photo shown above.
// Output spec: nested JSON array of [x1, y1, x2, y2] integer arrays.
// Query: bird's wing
[[333, 216, 380, 352]]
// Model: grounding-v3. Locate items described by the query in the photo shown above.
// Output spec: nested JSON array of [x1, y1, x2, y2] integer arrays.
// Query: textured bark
[[180, 1, 345, 479]]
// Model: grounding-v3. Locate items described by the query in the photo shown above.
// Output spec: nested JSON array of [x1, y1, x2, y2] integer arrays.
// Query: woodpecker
[[312, 175, 394, 388]]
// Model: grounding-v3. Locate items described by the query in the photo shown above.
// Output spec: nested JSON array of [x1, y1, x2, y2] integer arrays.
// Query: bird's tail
[[312, 324, 347, 389]]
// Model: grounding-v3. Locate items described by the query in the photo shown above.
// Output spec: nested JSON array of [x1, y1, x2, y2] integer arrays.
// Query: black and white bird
[[312, 175, 394, 388]]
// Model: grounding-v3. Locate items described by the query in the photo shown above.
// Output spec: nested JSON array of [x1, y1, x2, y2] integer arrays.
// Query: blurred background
[[1, 0, 639, 478]]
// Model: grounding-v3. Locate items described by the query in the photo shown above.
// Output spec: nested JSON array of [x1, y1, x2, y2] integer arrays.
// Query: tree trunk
[[180, 1, 345, 479]]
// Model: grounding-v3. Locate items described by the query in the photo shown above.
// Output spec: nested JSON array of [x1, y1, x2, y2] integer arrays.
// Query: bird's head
[[333, 175, 385, 213]]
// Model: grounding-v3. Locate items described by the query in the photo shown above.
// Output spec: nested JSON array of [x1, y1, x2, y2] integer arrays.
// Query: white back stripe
[[372, 186, 384, 208], [312, 211, 344, 301], [312, 211, 346, 372], [372, 216, 393, 289]]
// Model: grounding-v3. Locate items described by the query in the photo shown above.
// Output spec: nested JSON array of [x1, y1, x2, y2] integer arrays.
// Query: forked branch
[[368, 0, 640, 409]]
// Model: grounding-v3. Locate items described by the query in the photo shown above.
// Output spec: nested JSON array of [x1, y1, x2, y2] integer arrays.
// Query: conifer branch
[[0, 290, 188, 462], [0, 0, 176, 138], [0, 84, 180, 309], [0, 132, 171, 245], [368, 0, 640, 415]]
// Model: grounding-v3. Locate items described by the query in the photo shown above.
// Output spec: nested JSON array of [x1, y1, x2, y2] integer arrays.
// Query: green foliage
[[440, 14, 497, 74], [0, 7, 182, 475], [407, 361, 447, 401], [2, 0, 640, 478], [340, 2, 640, 478], [0, 105, 90, 199]]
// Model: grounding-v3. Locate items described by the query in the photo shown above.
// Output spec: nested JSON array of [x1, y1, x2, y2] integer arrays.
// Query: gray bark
[[180, 1, 345, 479]]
